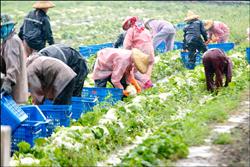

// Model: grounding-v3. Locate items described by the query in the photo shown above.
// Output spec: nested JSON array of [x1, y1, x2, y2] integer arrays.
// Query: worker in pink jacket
[[122, 16, 154, 90], [92, 48, 149, 96], [144, 19, 176, 52], [204, 20, 230, 43]]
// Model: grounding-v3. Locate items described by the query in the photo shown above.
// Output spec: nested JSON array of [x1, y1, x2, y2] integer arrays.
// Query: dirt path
[[176, 91, 250, 167]]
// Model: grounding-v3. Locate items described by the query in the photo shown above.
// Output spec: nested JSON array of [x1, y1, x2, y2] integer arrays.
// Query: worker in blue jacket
[[38, 44, 89, 97], [18, 1, 55, 56], [183, 11, 208, 67]]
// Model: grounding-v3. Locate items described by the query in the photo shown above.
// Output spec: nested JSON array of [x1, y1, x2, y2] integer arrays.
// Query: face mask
[[1, 24, 14, 40]]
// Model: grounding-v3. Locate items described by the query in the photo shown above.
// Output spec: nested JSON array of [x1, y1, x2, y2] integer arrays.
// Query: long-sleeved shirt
[[202, 48, 233, 91], [0, 31, 28, 104], [18, 9, 54, 51], [38, 44, 88, 76], [147, 19, 176, 37], [183, 19, 208, 43], [207, 21, 229, 42], [92, 48, 134, 89], [26, 54, 76, 104]]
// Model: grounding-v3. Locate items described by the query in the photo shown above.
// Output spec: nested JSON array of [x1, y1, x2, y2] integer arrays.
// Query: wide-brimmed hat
[[122, 16, 137, 30], [131, 48, 149, 74], [184, 11, 200, 22], [1, 13, 15, 26], [33, 1, 55, 9], [204, 20, 214, 30]]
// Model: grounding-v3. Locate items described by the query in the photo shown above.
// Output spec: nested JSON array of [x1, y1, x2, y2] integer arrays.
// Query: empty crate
[[1, 95, 28, 132]]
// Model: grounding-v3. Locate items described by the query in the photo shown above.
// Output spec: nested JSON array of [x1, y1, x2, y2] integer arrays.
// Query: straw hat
[[131, 48, 149, 74], [122, 16, 137, 30], [184, 10, 200, 22], [204, 20, 214, 30], [33, 1, 55, 9]]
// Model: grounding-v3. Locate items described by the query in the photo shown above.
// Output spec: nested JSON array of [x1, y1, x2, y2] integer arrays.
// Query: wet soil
[[176, 91, 250, 167]]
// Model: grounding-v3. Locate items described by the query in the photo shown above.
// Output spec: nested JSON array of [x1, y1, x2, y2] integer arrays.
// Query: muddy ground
[[217, 118, 249, 167], [176, 91, 249, 167]]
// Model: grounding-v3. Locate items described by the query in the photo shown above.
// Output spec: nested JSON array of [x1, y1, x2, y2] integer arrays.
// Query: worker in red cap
[[122, 16, 155, 90]]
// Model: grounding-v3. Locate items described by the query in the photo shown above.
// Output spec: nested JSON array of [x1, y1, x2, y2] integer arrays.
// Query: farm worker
[[18, 1, 55, 57], [0, 13, 28, 104], [144, 19, 176, 52], [202, 48, 233, 92], [204, 20, 230, 43], [26, 53, 76, 105], [38, 44, 89, 97], [183, 11, 208, 67], [92, 48, 149, 96], [122, 16, 155, 89]]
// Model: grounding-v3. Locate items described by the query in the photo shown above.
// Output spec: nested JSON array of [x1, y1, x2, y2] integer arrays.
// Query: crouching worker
[[26, 53, 76, 105], [38, 44, 89, 97], [202, 48, 233, 92], [92, 48, 149, 96], [0, 13, 28, 104]]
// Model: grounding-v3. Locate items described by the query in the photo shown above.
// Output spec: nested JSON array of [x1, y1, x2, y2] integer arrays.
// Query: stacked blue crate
[[1, 95, 28, 131]]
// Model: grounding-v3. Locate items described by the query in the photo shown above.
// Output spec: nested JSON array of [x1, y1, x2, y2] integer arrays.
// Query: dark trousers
[[94, 76, 128, 89], [54, 78, 75, 105], [187, 38, 207, 64], [72, 59, 88, 97]]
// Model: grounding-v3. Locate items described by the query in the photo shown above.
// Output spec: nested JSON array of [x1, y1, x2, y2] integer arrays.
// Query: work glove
[[129, 78, 141, 93], [1, 81, 12, 95], [143, 80, 153, 89], [123, 90, 130, 97]]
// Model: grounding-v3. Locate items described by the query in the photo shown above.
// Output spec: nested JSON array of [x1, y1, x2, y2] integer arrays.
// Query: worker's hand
[[182, 49, 188, 52], [205, 40, 210, 45], [1, 81, 12, 95], [129, 78, 141, 93], [123, 90, 130, 97], [211, 36, 218, 43]]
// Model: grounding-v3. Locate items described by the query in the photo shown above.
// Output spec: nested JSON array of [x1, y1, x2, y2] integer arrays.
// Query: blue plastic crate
[[174, 41, 183, 50], [156, 41, 183, 53], [175, 22, 186, 30], [20, 105, 52, 137], [156, 41, 166, 53], [82, 87, 123, 104], [12, 121, 44, 152], [180, 52, 202, 69], [207, 43, 234, 52], [71, 97, 97, 119], [38, 105, 72, 136], [1, 95, 28, 132], [79, 42, 113, 59], [246, 47, 250, 64]]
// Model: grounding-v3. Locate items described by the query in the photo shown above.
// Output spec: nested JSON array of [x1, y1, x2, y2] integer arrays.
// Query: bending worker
[[92, 48, 149, 96], [202, 48, 233, 92], [144, 19, 176, 52], [26, 53, 76, 105], [0, 13, 28, 104], [204, 20, 230, 43], [39, 44, 89, 97]]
